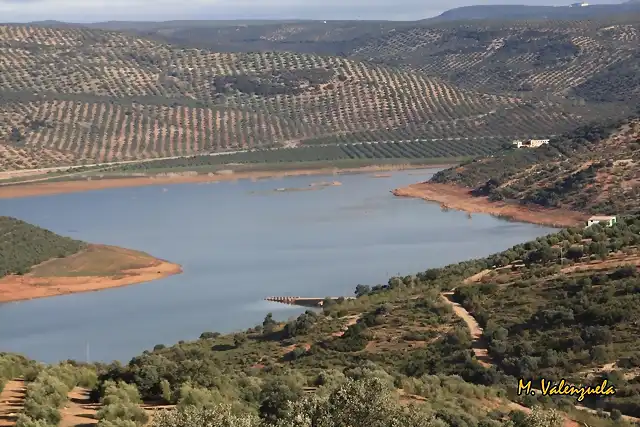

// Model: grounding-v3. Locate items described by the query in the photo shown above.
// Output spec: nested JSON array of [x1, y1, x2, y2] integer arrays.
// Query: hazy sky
[[0, 0, 625, 22]]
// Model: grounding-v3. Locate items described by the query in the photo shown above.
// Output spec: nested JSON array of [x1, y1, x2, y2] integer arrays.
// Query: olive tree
[[152, 404, 259, 427]]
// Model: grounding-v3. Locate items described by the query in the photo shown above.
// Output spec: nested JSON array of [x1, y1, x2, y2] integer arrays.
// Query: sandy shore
[[0, 248, 182, 304], [393, 182, 588, 227], [0, 164, 450, 199]]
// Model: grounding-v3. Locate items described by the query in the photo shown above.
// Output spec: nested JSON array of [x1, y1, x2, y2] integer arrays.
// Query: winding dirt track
[[439, 289, 640, 424], [441, 292, 491, 368]]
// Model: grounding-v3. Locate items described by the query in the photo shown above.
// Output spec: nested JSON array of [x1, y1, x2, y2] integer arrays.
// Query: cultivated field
[[139, 16, 640, 101], [0, 24, 619, 171]]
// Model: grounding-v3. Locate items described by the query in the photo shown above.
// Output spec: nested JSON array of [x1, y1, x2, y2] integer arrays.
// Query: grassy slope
[[430, 116, 640, 216], [29, 245, 165, 278], [0, 23, 626, 171]]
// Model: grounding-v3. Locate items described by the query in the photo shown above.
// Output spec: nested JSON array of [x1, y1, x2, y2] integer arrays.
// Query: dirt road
[[441, 292, 492, 368], [439, 289, 640, 423]]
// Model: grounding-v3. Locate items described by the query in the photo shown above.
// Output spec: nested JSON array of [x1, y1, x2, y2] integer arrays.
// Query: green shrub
[[152, 405, 259, 427], [74, 367, 98, 389], [96, 401, 148, 425], [0, 353, 33, 379], [160, 379, 172, 404], [97, 380, 148, 427], [15, 414, 57, 427], [101, 381, 143, 405], [97, 420, 139, 427], [22, 366, 43, 382], [22, 401, 62, 425], [176, 383, 225, 409], [25, 374, 69, 407]]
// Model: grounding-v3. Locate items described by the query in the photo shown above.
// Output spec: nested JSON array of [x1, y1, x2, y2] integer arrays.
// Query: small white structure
[[512, 139, 550, 148], [570, 2, 589, 6], [587, 215, 617, 227]]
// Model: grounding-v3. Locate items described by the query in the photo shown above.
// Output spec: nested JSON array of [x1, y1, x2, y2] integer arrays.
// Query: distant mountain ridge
[[22, 1, 640, 30], [428, 2, 640, 22]]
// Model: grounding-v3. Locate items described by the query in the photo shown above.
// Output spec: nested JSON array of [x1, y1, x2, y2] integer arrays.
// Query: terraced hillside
[[0, 24, 620, 171], [430, 115, 640, 215], [352, 18, 640, 100], [137, 16, 640, 101]]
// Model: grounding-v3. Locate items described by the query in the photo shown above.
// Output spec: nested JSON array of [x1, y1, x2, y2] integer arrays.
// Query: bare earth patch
[[392, 183, 587, 227], [0, 165, 442, 200], [61, 387, 98, 427], [0, 379, 26, 427], [60, 387, 174, 427], [331, 314, 361, 337], [0, 245, 182, 303], [463, 269, 492, 285], [560, 253, 640, 274]]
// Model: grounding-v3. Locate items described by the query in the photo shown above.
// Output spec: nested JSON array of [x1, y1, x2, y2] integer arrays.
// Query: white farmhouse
[[512, 139, 550, 148], [587, 215, 617, 227]]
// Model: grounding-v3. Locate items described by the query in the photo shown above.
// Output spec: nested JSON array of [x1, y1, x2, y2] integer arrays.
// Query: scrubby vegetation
[[14, 362, 93, 427], [452, 218, 640, 416], [5, 215, 640, 425], [96, 381, 148, 427], [431, 115, 640, 215], [0, 353, 33, 394], [0, 22, 629, 171], [0, 216, 84, 278], [42, 215, 629, 425]]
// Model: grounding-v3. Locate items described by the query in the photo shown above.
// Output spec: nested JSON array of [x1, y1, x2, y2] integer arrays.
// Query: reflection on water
[[0, 170, 556, 363]]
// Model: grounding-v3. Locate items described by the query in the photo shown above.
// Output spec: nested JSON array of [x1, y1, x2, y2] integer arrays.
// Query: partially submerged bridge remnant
[[265, 296, 356, 307]]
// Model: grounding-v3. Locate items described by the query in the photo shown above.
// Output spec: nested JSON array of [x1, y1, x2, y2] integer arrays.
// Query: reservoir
[[0, 169, 555, 363]]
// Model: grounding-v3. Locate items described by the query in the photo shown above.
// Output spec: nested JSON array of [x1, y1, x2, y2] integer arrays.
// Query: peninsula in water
[[0, 216, 181, 303]]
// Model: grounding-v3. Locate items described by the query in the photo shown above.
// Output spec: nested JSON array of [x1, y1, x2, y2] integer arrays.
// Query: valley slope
[[106, 15, 640, 101], [0, 22, 631, 172], [395, 114, 640, 225]]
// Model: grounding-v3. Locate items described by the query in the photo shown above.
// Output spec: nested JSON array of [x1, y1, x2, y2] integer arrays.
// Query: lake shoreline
[[392, 182, 588, 228], [0, 245, 183, 304], [0, 164, 453, 199]]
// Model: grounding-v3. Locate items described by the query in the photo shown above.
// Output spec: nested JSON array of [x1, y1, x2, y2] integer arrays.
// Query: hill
[[0, 23, 630, 172], [429, 3, 640, 22], [5, 218, 640, 426], [144, 15, 640, 102], [0, 216, 181, 302], [423, 115, 640, 218], [3, 216, 638, 427], [112, 15, 640, 101], [87, 215, 640, 421]]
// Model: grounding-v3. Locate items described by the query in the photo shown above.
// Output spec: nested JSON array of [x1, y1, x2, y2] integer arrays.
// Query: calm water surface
[[0, 169, 556, 363]]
